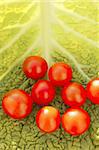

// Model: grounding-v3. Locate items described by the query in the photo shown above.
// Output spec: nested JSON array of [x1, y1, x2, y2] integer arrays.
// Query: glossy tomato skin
[[61, 82, 86, 107], [23, 56, 48, 79], [48, 63, 72, 86], [31, 80, 55, 105], [36, 106, 61, 133], [2, 89, 33, 119], [62, 107, 90, 136], [86, 78, 99, 104]]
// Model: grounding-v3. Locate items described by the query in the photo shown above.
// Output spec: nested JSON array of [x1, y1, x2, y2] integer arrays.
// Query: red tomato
[[23, 56, 48, 79], [2, 89, 33, 119], [48, 63, 72, 86], [31, 80, 55, 105], [62, 107, 90, 136], [61, 82, 86, 107], [86, 78, 99, 104], [36, 106, 60, 133]]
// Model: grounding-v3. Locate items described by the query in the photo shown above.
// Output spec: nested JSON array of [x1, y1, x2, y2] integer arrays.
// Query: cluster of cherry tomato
[[2, 56, 99, 136]]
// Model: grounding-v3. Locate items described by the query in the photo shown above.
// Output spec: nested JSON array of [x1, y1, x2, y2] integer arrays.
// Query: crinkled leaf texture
[[0, 0, 99, 150]]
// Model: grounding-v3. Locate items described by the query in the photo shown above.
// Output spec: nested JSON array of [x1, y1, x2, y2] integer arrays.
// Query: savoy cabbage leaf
[[0, 0, 99, 150]]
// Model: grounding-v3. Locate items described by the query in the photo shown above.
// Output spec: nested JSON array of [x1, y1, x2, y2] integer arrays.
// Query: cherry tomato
[[23, 56, 48, 79], [86, 78, 99, 104], [31, 80, 55, 105], [48, 63, 72, 86], [61, 82, 86, 107], [62, 107, 90, 136], [36, 106, 61, 133], [2, 89, 33, 119]]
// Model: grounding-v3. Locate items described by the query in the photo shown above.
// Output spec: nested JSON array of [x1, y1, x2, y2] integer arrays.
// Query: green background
[[0, 0, 99, 149]]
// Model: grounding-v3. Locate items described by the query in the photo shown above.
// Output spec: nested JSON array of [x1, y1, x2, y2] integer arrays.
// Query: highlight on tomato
[[62, 107, 90, 136], [86, 78, 99, 104], [23, 56, 48, 80], [31, 80, 55, 105], [61, 82, 86, 107], [36, 106, 61, 133], [48, 62, 72, 86], [2, 89, 33, 119]]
